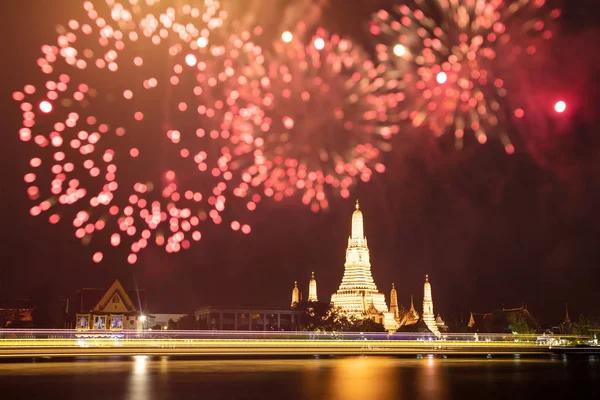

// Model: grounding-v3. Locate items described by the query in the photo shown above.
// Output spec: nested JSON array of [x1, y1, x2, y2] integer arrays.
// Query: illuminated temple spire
[[291, 281, 299, 308], [390, 283, 399, 320], [308, 272, 318, 302], [351, 200, 364, 240], [331, 201, 388, 317], [422, 275, 440, 336]]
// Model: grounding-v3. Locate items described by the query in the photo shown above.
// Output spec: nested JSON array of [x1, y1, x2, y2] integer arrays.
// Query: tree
[[348, 318, 386, 332], [176, 314, 193, 330], [572, 315, 599, 336], [296, 301, 389, 332], [507, 313, 536, 334], [297, 301, 342, 331]]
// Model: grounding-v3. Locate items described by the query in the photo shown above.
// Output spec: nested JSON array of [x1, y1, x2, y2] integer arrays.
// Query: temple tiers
[[331, 201, 389, 319], [422, 275, 440, 336], [308, 272, 318, 302]]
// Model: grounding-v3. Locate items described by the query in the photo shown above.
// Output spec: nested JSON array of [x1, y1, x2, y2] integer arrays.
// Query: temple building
[[73, 279, 150, 331], [468, 304, 539, 333], [422, 275, 440, 336], [195, 306, 303, 331], [331, 201, 396, 330], [436, 314, 449, 332], [290, 281, 300, 308], [308, 272, 318, 302], [399, 295, 420, 326]]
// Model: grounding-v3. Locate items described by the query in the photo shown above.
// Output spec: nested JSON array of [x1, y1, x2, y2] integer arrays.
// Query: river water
[[0, 356, 598, 399]]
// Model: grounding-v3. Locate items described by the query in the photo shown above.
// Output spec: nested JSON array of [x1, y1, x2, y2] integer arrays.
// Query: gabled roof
[[75, 280, 146, 313], [93, 279, 137, 313]]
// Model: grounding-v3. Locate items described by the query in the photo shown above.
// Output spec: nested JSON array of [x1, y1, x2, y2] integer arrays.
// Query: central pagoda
[[331, 200, 389, 317]]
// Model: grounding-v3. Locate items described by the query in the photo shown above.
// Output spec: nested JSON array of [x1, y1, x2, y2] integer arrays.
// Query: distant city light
[[313, 37, 325, 50], [282, 31, 293, 43], [436, 72, 447, 84], [393, 44, 405, 57], [554, 100, 566, 113], [185, 54, 197, 67], [39, 101, 52, 113]]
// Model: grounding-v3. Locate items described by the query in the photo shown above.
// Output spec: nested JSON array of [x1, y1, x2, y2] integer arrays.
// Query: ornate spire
[[331, 201, 388, 317], [564, 302, 571, 324], [351, 200, 364, 240], [291, 281, 300, 308], [308, 272, 318, 302], [390, 283, 399, 320], [422, 274, 440, 336]]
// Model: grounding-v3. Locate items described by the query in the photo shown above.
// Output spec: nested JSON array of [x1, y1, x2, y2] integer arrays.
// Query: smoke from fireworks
[[370, 0, 561, 153]]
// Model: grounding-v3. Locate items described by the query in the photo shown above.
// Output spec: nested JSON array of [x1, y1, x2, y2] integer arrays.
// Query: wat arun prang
[[330, 200, 443, 335]]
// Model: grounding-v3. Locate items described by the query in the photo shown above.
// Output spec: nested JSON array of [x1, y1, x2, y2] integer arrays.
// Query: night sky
[[1, 0, 599, 326]]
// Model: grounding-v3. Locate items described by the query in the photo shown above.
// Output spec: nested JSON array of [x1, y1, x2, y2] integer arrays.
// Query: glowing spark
[[313, 37, 325, 50], [185, 54, 197, 67], [371, 0, 561, 152], [39, 101, 53, 113], [436, 72, 447, 84]]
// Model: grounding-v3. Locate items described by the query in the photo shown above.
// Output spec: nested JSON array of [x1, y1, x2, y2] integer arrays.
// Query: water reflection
[[326, 357, 398, 400], [0, 357, 597, 400], [417, 355, 448, 400], [127, 356, 149, 400]]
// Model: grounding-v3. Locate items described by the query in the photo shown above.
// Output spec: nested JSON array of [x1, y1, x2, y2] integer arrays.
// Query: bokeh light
[[554, 101, 566, 113], [371, 0, 561, 152], [313, 37, 325, 50], [185, 54, 197, 67], [39, 100, 53, 113], [436, 72, 447, 85], [281, 31, 293, 43]]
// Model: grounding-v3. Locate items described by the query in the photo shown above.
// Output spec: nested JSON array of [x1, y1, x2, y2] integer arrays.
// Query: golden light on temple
[[331, 200, 395, 329]]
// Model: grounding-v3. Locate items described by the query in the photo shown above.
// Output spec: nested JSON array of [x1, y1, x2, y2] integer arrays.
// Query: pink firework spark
[[370, 0, 561, 154]]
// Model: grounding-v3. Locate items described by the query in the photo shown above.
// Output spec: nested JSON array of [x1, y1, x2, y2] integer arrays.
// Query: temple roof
[[75, 280, 147, 314]]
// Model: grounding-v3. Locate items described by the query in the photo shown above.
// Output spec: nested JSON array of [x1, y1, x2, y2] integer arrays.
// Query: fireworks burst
[[219, 29, 402, 212], [371, 0, 561, 153], [12, 0, 258, 264]]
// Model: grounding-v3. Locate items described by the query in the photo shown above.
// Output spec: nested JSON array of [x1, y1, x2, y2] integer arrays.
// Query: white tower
[[422, 275, 440, 336], [291, 281, 300, 308], [390, 283, 399, 320], [308, 272, 318, 302], [331, 200, 388, 317]]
